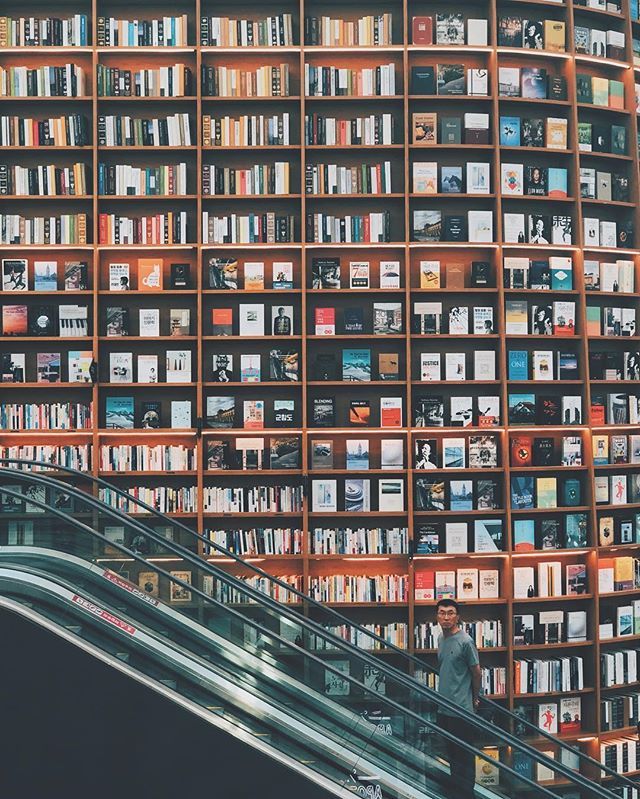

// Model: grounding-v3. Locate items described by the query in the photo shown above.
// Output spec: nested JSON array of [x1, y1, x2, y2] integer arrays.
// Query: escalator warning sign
[[102, 569, 160, 607], [72, 594, 136, 635]]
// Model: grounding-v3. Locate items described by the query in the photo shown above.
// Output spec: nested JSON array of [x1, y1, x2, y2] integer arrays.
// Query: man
[[273, 307, 291, 335], [435, 598, 481, 799]]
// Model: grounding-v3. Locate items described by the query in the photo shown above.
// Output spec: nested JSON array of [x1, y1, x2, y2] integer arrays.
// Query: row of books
[[204, 113, 290, 147], [600, 736, 639, 775], [203, 212, 295, 244], [99, 444, 196, 472], [416, 518, 503, 552], [577, 73, 625, 108], [206, 574, 301, 604], [310, 438, 403, 471], [515, 697, 582, 737], [598, 514, 640, 548], [305, 14, 393, 47], [206, 436, 299, 470], [0, 444, 90, 471], [581, 167, 629, 202], [414, 567, 499, 600], [2, 258, 88, 292], [413, 112, 490, 146], [305, 162, 392, 196], [309, 396, 400, 428], [595, 473, 640, 505], [414, 394, 500, 428], [585, 259, 635, 293], [591, 393, 640, 425], [506, 300, 575, 337], [2, 303, 88, 337], [0, 214, 87, 245], [499, 115, 569, 150], [500, 163, 568, 198], [0, 402, 93, 431], [202, 163, 290, 196], [106, 306, 192, 338], [0, 164, 87, 197], [510, 436, 582, 468], [513, 562, 587, 599], [412, 210, 494, 244], [0, 114, 90, 147], [413, 435, 498, 469], [97, 163, 188, 197], [98, 485, 196, 513], [308, 574, 407, 603], [411, 64, 489, 97], [98, 213, 188, 245], [311, 477, 404, 513], [593, 433, 640, 465], [508, 393, 582, 426], [0, 65, 85, 97], [586, 306, 637, 338], [310, 526, 408, 555], [497, 17, 566, 51], [515, 610, 587, 645], [413, 302, 493, 335], [514, 655, 584, 694], [413, 161, 490, 196], [0, 15, 88, 46], [599, 557, 640, 593], [305, 64, 396, 97], [415, 477, 500, 512], [305, 113, 394, 147], [600, 601, 640, 639], [498, 67, 567, 101], [514, 512, 588, 551], [600, 694, 640, 732], [508, 350, 579, 383], [104, 398, 191, 430], [206, 526, 303, 555], [415, 620, 503, 650], [317, 623, 408, 651], [511, 475, 583, 510], [1, 350, 91, 384], [419, 350, 496, 383], [99, 113, 192, 147], [201, 64, 289, 98], [201, 14, 295, 47], [202, 485, 303, 513], [96, 15, 189, 47], [96, 64, 192, 98], [601, 649, 640, 687]]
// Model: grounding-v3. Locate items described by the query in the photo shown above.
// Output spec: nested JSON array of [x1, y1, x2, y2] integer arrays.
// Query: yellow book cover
[[546, 118, 567, 149], [614, 557, 634, 590], [419, 260, 440, 289], [536, 476, 558, 509], [544, 20, 566, 52]]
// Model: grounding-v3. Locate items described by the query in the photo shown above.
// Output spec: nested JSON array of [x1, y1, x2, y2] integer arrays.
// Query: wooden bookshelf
[[1, 0, 640, 783]]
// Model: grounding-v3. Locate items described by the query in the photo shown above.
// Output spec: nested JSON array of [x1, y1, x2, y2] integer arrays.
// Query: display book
[[3, 7, 640, 768]]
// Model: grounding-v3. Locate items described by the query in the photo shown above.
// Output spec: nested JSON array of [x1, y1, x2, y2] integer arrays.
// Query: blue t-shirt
[[437, 629, 479, 716]]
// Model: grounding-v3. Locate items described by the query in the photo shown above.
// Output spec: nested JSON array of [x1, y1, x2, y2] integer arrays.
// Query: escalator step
[[65, 625, 82, 635], [159, 679, 177, 690], [206, 706, 224, 714], [115, 653, 130, 663]]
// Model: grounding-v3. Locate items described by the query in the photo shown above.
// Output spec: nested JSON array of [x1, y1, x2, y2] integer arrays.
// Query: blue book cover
[[342, 349, 371, 382], [550, 263, 573, 290], [510, 476, 535, 509], [105, 396, 135, 429], [449, 479, 473, 511], [508, 350, 529, 380], [512, 752, 533, 781], [547, 167, 568, 198], [513, 519, 535, 551], [500, 116, 520, 146], [508, 393, 536, 424]]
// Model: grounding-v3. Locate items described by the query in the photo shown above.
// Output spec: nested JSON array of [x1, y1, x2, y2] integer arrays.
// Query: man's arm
[[471, 664, 482, 708]]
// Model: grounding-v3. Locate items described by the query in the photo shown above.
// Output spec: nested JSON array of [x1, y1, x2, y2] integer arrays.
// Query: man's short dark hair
[[436, 598, 460, 613]]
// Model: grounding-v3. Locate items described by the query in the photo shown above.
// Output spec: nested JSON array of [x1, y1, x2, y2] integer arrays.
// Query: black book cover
[[521, 119, 544, 148], [471, 261, 491, 287], [437, 64, 465, 95], [617, 220, 634, 248], [29, 305, 55, 336], [532, 437, 554, 466], [548, 75, 567, 101], [170, 263, 190, 288], [411, 65, 435, 95], [343, 307, 365, 334], [312, 397, 335, 427], [536, 396, 561, 426], [444, 215, 467, 242], [525, 166, 547, 196], [313, 352, 338, 380]]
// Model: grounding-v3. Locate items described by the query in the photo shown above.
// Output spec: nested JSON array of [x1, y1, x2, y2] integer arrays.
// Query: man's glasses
[[437, 609, 457, 617]]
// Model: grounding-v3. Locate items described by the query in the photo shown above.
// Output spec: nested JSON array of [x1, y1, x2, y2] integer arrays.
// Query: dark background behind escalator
[[0, 609, 335, 799]]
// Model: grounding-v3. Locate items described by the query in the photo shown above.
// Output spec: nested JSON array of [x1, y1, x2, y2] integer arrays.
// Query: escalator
[[0, 460, 637, 798]]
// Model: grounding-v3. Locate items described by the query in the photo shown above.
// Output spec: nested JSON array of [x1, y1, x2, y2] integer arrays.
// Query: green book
[[611, 124, 626, 155], [609, 79, 624, 108], [440, 117, 462, 144], [577, 122, 592, 151]]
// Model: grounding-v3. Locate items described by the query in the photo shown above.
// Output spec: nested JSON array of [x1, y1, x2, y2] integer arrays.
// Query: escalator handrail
[[0, 459, 630, 795], [0, 524, 565, 799]]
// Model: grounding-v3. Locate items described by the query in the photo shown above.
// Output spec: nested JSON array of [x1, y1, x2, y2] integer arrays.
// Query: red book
[[510, 436, 532, 467], [314, 307, 335, 335], [412, 16, 433, 45], [414, 571, 434, 601], [590, 401, 605, 426]]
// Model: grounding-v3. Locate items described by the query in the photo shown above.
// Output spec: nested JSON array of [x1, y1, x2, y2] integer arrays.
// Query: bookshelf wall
[[2, 0, 640, 782]]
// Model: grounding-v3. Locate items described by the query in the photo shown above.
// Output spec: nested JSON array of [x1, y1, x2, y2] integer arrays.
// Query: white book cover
[[2, 258, 28, 291], [446, 521, 468, 552], [139, 308, 160, 337], [533, 350, 554, 381], [503, 212, 526, 243], [349, 261, 370, 289], [468, 210, 493, 242], [479, 569, 499, 598], [109, 263, 130, 291], [448, 306, 469, 334], [244, 262, 265, 290], [466, 162, 491, 194], [457, 568, 479, 599], [443, 437, 466, 468], [109, 352, 133, 383], [445, 352, 466, 381], [474, 351, 496, 380], [378, 478, 404, 511], [68, 350, 92, 383], [513, 566, 535, 598], [380, 439, 404, 469], [501, 163, 524, 195], [473, 306, 494, 334], [239, 303, 265, 336], [137, 354, 158, 383], [312, 479, 337, 512], [171, 400, 192, 429], [421, 353, 441, 381], [379, 261, 401, 288], [166, 350, 192, 383]]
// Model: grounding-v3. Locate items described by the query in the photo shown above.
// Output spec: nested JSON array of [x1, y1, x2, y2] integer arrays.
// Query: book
[[2, 259, 27, 291], [349, 261, 370, 289], [105, 397, 134, 429], [138, 258, 163, 290], [109, 262, 130, 291], [244, 262, 265, 290], [33, 261, 57, 291]]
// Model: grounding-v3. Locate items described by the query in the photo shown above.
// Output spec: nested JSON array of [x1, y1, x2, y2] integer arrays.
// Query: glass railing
[[0, 460, 632, 798]]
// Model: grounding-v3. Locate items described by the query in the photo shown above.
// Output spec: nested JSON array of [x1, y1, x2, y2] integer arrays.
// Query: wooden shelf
[[3, 3, 640, 769]]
